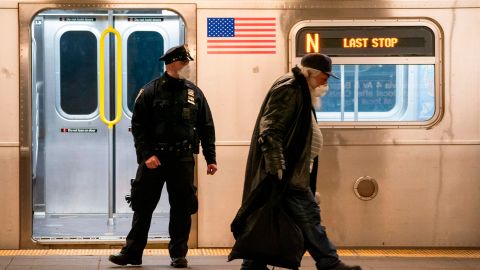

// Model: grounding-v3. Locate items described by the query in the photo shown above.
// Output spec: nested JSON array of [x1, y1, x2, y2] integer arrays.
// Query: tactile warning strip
[[0, 249, 479, 258]]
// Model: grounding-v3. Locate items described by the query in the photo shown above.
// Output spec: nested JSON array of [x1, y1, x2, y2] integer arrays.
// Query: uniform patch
[[187, 89, 195, 105], [135, 88, 144, 103]]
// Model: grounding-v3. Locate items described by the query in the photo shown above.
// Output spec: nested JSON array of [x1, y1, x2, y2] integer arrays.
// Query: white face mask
[[314, 84, 329, 97], [177, 65, 191, 79]]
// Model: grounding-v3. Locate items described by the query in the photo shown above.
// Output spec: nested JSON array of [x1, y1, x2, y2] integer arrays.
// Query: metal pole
[[354, 65, 359, 121], [107, 127, 115, 226], [340, 65, 345, 121]]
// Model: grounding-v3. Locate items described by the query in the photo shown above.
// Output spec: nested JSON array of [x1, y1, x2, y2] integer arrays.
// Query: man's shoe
[[170, 257, 188, 268], [108, 252, 142, 266], [331, 261, 362, 270], [240, 260, 269, 270]]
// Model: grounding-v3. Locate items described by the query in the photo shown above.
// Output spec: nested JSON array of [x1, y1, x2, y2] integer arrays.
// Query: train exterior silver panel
[[0, 0, 476, 249], [33, 11, 184, 215], [318, 144, 480, 246], [40, 14, 110, 213], [197, 5, 480, 248]]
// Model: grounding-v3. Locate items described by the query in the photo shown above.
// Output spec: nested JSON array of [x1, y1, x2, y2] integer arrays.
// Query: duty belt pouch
[[125, 178, 134, 209], [126, 166, 143, 210]]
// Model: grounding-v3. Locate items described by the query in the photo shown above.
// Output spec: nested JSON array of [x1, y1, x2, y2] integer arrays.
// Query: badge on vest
[[187, 89, 195, 105]]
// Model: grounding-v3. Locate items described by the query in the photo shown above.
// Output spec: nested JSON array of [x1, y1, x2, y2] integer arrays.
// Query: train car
[[0, 0, 479, 249]]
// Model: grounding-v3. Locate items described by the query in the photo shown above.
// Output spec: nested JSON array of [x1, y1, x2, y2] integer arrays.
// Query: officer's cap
[[301, 53, 339, 79], [159, 44, 194, 64]]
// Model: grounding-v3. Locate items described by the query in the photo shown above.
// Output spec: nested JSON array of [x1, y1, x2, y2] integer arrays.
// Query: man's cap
[[159, 44, 194, 64], [301, 53, 339, 79]]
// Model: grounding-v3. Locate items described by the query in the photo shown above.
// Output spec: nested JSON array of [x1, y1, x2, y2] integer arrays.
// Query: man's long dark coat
[[231, 66, 319, 237]]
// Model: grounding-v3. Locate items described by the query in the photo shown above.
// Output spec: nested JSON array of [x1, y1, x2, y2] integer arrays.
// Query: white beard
[[314, 84, 329, 97], [308, 76, 328, 108], [177, 65, 191, 79], [311, 95, 322, 109]]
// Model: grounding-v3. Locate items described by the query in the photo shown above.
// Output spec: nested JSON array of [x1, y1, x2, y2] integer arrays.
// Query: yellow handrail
[[99, 26, 122, 129]]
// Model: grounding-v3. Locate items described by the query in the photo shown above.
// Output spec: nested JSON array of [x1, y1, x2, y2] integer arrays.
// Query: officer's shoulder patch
[[135, 88, 144, 103], [187, 89, 195, 105]]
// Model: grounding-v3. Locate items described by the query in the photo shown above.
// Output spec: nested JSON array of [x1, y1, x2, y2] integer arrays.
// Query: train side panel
[[0, 8, 20, 249], [196, 7, 480, 247]]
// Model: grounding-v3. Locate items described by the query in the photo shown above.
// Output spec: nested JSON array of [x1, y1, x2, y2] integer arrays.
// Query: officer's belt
[[155, 140, 193, 153]]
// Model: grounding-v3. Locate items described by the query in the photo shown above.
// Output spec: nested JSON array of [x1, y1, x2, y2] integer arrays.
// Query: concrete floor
[[33, 214, 169, 240], [0, 255, 479, 270]]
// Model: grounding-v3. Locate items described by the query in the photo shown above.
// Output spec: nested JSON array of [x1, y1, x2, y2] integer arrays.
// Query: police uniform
[[118, 45, 216, 264]]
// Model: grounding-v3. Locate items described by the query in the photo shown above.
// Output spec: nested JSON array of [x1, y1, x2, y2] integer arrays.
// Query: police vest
[[151, 81, 198, 144]]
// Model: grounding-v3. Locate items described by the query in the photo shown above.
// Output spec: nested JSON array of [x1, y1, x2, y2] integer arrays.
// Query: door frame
[[19, 2, 197, 248]]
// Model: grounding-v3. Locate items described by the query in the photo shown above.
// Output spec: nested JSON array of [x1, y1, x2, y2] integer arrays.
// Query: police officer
[[109, 45, 217, 268]]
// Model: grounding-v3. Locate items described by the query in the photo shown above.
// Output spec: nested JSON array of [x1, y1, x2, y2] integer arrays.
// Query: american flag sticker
[[207, 17, 277, 54]]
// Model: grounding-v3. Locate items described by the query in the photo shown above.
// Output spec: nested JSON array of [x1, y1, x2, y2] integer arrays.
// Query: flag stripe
[[235, 28, 276, 32], [233, 17, 275, 20], [207, 51, 276, 54], [208, 45, 276, 48]]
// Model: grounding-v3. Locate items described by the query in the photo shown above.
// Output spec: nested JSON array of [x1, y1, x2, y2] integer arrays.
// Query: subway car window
[[321, 64, 435, 121], [290, 22, 440, 126], [127, 31, 164, 112], [60, 31, 98, 115]]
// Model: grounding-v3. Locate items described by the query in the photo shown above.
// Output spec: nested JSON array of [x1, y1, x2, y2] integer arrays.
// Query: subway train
[[0, 0, 479, 249]]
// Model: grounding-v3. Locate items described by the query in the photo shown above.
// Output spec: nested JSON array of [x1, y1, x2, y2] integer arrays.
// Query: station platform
[[0, 248, 479, 269]]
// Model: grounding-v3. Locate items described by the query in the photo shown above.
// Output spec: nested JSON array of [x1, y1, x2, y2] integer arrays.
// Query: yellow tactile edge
[[0, 249, 479, 258]]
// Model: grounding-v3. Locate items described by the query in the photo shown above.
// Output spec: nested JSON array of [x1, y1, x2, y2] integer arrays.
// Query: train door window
[[126, 31, 164, 112], [58, 30, 98, 117], [289, 21, 442, 127]]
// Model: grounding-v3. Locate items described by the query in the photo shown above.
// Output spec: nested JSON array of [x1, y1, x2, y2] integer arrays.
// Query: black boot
[[108, 252, 142, 266], [240, 260, 269, 270], [171, 257, 188, 268]]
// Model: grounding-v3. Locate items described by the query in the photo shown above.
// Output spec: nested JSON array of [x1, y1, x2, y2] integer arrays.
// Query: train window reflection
[[127, 31, 164, 112], [317, 64, 435, 122], [60, 31, 98, 115]]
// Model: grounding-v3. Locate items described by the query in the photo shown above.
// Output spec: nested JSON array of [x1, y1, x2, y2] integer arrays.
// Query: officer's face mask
[[177, 64, 191, 80]]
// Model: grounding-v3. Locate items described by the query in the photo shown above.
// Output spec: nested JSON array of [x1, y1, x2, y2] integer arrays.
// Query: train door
[[31, 9, 184, 240], [114, 15, 183, 214]]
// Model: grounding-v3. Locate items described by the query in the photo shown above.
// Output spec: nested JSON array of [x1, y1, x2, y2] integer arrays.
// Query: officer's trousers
[[241, 188, 339, 270], [121, 155, 196, 259]]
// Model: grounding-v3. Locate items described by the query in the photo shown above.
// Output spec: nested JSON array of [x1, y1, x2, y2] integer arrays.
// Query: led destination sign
[[296, 26, 434, 57], [342, 37, 398, 48]]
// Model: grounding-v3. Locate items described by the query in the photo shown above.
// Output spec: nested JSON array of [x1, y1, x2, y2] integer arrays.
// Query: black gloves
[[259, 135, 286, 177]]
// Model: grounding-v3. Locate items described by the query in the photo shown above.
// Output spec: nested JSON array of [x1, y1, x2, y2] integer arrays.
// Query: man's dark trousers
[[121, 155, 196, 259], [241, 188, 340, 270]]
